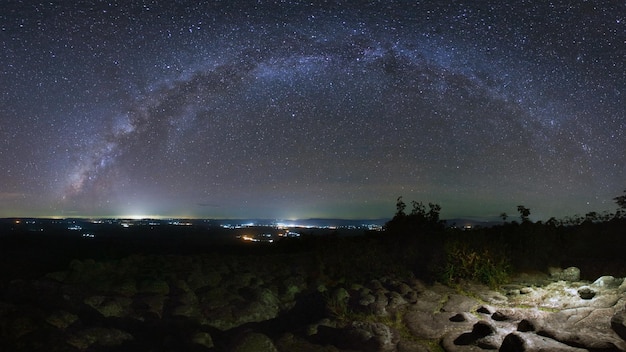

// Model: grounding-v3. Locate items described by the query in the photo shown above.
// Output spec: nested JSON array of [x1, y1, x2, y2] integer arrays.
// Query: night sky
[[1, 1, 624, 220]]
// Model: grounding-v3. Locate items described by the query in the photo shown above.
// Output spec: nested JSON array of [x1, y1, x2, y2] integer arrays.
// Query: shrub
[[440, 240, 510, 288], [323, 287, 350, 321]]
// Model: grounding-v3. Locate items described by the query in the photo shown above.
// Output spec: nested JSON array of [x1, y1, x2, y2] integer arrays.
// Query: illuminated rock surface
[[1, 256, 625, 351]]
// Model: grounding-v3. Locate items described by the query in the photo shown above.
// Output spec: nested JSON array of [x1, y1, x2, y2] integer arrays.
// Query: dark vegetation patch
[[2, 190, 626, 289], [1, 203, 625, 290]]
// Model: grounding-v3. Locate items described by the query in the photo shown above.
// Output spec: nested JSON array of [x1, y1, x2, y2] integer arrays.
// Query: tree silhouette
[[386, 197, 444, 235], [411, 200, 425, 217], [614, 190, 626, 217], [427, 203, 442, 223], [584, 211, 598, 223], [395, 196, 406, 217], [517, 205, 531, 223], [500, 212, 508, 222], [545, 217, 559, 227]]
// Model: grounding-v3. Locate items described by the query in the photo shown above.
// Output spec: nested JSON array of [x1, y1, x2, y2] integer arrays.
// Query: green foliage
[[323, 290, 350, 321], [440, 240, 510, 288]]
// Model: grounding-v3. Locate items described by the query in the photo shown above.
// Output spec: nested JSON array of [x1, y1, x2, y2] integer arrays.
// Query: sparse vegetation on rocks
[[1, 194, 626, 351]]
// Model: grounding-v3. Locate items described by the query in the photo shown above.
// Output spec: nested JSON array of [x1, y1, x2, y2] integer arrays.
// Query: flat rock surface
[[1, 255, 625, 352]]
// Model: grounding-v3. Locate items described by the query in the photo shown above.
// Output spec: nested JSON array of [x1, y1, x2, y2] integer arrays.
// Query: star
[[0, 1, 623, 220]]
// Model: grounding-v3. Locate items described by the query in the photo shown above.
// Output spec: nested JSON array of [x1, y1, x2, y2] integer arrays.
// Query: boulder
[[275, 333, 338, 352], [520, 287, 533, 294], [549, 267, 580, 282], [517, 319, 535, 332], [368, 279, 385, 291], [491, 311, 508, 321], [393, 282, 413, 296], [84, 295, 132, 318], [280, 275, 306, 301], [537, 307, 626, 351], [45, 310, 78, 330], [109, 278, 138, 297], [404, 310, 469, 340], [404, 311, 443, 339], [315, 321, 398, 352], [331, 286, 350, 303], [471, 320, 497, 337], [177, 290, 198, 305], [67, 327, 133, 350], [206, 287, 282, 330], [396, 339, 432, 352], [387, 291, 407, 311], [506, 280, 609, 310], [500, 332, 525, 351], [500, 332, 588, 352], [412, 288, 447, 313], [347, 321, 398, 352], [187, 270, 222, 290], [592, 276, 624, 289], [368, 290, 390, 316], [476, 290, 508, 305], [404, 289, 418, 304], [191, 331, 214, 349], [577, 286, 596, 299], [229, 271, 259, 289], [231, 332, 278, 352], [2, 313, 42, 340], [196, 285, 235, 310], [171, 303, 201, 319], [451, 320, 498, 347], [449, 313, 474, 322], [357, 291, 376, 308], [441, 294, 480, 313], [137, 278, 170, 295], [476, 306, 492, 315], [135, 294, 166, 319], [510, 271, 550, 287], [611, 307, 626, 341]]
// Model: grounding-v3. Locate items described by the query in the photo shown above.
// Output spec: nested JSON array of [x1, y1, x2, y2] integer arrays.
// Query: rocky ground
[[1, 253, 625, 351]]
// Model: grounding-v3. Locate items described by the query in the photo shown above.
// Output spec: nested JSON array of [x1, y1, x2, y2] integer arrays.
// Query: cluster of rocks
[[1, 255, 625, 351], [0, 254, 311, 351]]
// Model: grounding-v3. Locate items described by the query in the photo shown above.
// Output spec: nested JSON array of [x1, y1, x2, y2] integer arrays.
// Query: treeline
[[379, 191, 626, 285], [276, 191, 626, 289]]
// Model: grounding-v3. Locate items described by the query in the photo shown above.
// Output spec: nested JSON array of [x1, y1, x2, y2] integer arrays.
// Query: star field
[[1, 1, 624, 220]]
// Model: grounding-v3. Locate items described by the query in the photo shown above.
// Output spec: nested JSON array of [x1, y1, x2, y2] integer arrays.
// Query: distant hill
[[444, 218, 503, 228], [209, 218, 390, 228]]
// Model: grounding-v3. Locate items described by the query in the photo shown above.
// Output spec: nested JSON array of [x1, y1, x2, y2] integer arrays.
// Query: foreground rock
[[0, 254, 308, 351], [1, 256, 625, 352]]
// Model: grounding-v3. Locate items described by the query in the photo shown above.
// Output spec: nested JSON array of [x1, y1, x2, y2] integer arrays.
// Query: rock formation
[[1, 255, 625, 351]]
